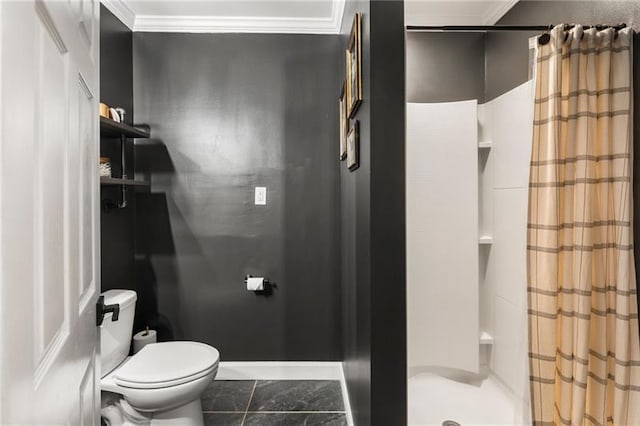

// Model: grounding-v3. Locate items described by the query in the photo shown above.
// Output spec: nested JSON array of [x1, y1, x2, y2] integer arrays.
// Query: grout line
[[244, 411, 346, 414], [204, 410, 346, 414], [204, 410, 347, 414], [241, 380, 258, 425]]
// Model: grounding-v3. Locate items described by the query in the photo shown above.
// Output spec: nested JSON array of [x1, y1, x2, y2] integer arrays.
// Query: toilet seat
[[116, 364, 218, 389], [113, 341, 219, 390]]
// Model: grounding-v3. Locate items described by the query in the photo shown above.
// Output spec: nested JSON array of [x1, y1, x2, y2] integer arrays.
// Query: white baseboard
[[338, 363, 355, 426], [216, 361, 353, 425], [217, 361, 342, 380]]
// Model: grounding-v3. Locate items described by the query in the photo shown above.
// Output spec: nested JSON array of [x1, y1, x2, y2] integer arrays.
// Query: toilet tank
[[100, 290, 137, 378]]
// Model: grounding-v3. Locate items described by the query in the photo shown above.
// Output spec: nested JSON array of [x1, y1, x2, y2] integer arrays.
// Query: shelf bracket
[[103, 134, 129, 211], [102, 185, 128, 211]]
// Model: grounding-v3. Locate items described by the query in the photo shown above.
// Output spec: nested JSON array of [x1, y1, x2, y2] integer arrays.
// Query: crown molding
[[333, 0, 346, 35], [102, 0, 345, 34], [134, 14, 338, 34], [481, 0, 519, 25], [100, 0, 135, 30], [405, 0, 519, 27]]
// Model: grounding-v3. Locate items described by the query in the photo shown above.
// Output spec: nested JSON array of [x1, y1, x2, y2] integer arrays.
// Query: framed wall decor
[[339, 82, 348, 160], [347, 120, 359, 171], [346, 13, 362, 118]]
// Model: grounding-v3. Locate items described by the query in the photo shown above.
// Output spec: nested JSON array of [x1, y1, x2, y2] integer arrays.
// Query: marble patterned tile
[[244, 412, 347, 426], [203, 412, 245, 426], [201, 380, 256, 412], [248, 380, 344, 412]]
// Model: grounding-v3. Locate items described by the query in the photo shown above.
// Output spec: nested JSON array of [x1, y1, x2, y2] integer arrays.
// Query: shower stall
[[402, 20, 548, 425], [406, 78, 535, 426], [406, 18, 640, 425]]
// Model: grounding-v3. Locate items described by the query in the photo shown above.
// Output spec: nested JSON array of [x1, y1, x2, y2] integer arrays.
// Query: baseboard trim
[[217, 361, 342, 380], [216, 361, 353, 425], [339, 362, 355, 426]]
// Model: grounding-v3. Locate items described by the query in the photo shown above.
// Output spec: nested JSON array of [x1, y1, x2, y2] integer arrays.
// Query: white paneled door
[[0, 0, 100, 424]]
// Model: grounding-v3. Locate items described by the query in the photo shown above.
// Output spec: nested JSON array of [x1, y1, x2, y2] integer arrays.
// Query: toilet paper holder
[[245, 274, 269, 285], [245, 275, 275, 295]]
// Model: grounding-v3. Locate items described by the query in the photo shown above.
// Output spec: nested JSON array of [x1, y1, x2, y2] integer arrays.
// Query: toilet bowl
[[100, 290, 219, 426]]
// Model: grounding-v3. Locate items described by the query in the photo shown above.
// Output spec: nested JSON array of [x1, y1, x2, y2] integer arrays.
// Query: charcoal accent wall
[[368, 3, 407, 423], [340, 2, 372, 424], [132, 33, 342, 360], [340, 1, 406, 424], [100, 5, 136, 293], [407, 32, 485, 103]]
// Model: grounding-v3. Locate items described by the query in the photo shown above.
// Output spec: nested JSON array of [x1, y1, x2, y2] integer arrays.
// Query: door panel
[[79, 72, 96, 305], [79, 0, 94, 49], [79, 353, 97, 426], [0, 0, 100, 423], [35, 6, 70, 362]]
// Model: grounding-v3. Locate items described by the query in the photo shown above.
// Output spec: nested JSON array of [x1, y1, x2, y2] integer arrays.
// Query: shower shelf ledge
[[480, 331, 494, 345], [479, 236, 494, 245], [478, 141, 493, 149]]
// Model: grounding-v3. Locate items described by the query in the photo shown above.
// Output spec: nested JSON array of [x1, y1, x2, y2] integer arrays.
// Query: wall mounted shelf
[[99, 116, 151, 210], [100, 177, 149, 187], [100, 117, 150, 139], [480, 331, 494, 345], [479, 236, 494, 245]]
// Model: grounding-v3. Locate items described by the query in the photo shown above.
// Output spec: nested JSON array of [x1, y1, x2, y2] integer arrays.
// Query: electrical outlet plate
[[255, 187, 267, 205]]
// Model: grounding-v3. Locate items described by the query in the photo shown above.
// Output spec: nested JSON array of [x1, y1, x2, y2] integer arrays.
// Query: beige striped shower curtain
[[528, 24, 640, 425]]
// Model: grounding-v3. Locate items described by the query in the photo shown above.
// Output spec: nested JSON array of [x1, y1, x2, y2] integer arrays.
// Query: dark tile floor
[[201, 380, 348, 426]]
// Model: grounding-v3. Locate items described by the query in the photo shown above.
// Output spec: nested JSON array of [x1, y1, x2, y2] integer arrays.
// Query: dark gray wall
[[132, 33, 342, 361], [486, 0, 640, 100], [100, 5, 136, 293], [407, 1, 640, 103], [340, 2, 371, 424], [407, 32, 485, 103], [340, 1, 406, 425], [368, 2, 406, 424]]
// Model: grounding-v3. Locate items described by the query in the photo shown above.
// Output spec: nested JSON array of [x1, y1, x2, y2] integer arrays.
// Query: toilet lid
[[114, 341, 219, 387]]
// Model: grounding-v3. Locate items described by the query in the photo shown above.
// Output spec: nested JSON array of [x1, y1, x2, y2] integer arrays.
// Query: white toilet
[[100, 289, 219, 426]]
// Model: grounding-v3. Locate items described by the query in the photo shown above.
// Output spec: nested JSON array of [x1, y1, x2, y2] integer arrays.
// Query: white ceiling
[[405, 0, 519, 27], [100, 0, 519, 34]]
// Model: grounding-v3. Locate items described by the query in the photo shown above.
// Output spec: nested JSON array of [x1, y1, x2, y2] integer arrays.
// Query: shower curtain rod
[[406, 25, 552, 32], [406, 24, 627, 32]]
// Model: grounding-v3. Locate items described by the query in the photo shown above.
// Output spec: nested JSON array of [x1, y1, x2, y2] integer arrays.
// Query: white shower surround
[[481, 80, 534, 424], [407, 80, 535, 425], [407, 100, 480, 374]]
